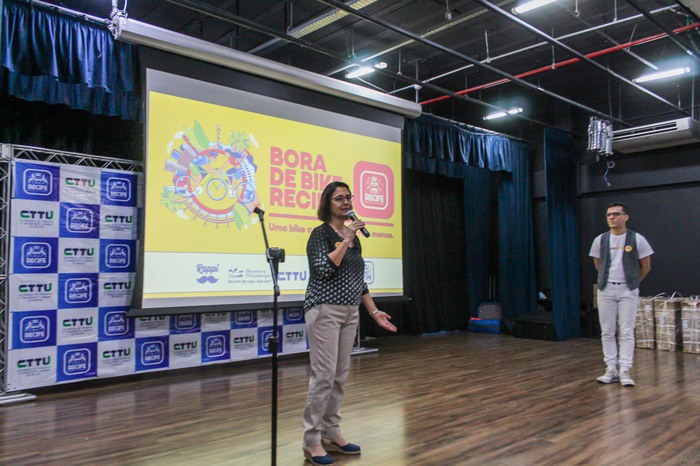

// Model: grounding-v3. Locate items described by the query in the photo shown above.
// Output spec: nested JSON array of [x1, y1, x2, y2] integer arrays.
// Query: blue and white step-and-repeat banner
[[6, 160, 308, 391]]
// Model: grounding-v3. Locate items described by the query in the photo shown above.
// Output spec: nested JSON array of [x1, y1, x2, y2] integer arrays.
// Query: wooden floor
[[1, 333, 699, 465]]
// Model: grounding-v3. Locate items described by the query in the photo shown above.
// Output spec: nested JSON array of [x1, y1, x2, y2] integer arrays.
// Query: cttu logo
[[103, 348, 131, 359], [64, 247, 95, 257], [106, 244, 130, 268], [205, 335, 226, 357], [64, 349, 91, 375], [233, 335, 255, 344], [66, 208, 95, 233], [104, 280, 132, 291], [19, 283, 52, 293], [65, 278, 92, 304], [20, 209, 54, 220], [364, 261, 375, 285], [18, 356, 51, 368], [21, 242, 52, 269], [105, 215, 133, 224], [105, 311, 129, 336], [277, 271, 308, 282], [173, 341, 198, 351], [63, 317, 93, 328], [106, 177, 132, 202], [65, 177, 96, 188], [141, 341, 165, 366], [24, 169, 53, 195], [20, 316, 50, 344]]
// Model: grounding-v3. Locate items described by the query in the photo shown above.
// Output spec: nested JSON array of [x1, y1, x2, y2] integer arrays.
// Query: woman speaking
[[302, 181, 396, 466]]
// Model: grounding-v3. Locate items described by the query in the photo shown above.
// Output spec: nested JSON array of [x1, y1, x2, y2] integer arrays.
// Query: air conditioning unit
[[612, 117, 700, 153]]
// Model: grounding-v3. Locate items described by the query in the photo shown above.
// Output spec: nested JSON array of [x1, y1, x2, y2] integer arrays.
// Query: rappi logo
[[106, 177, 132, 202], [106, 244, 130, 268], [21, 242, 51, 269], [64, 349, 91, 375], [20, 316, 50, 343], [206, 335, 226, 357], [66, 208, 94, 233], [196, 263, 219, 284], [353, 162, 394, 219], [24, 169, 53, 196], [65, 278, 92, 304]]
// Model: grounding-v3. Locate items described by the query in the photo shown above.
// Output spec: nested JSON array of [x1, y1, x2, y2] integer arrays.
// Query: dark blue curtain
[[544, 128, 580, 339], [0, 0, 140, 120], [403, 114, 536, 330], [464, 166, 494, 317], [498, 141, 537, 321]]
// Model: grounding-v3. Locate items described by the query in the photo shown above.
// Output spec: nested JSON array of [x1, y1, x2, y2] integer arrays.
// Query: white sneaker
[[619, 371, 635, 387], [596, 368, 619, 384]]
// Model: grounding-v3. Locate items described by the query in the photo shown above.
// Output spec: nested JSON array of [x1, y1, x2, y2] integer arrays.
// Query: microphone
[[346, 210, 370, 238], [253, 207, 265, 217]]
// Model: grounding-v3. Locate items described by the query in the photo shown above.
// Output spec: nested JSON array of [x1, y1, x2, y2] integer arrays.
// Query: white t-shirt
[[589, 231, 654, 283]]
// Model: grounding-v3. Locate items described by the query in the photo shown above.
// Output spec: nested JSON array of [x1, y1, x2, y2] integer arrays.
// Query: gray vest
[[597, 230, 640, 291]]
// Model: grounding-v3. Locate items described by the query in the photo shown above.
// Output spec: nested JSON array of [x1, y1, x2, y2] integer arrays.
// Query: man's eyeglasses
[[605, 212, 625, 218], [332, 195, 354, 203]]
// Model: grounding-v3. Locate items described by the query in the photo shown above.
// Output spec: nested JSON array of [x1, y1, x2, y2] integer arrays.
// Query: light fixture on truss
[[587, 116, 615, 186]]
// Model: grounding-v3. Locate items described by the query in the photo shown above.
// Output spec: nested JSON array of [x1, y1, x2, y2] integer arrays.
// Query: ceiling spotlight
[[374, 62, 388, 69], [345, 66, 375, 79], [483, 107, 523, 120], [512, 0, 557, 15], [633, 67, 691, 83]]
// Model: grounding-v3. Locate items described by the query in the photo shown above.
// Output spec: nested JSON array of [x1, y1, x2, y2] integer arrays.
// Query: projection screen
[[137, 69, 403, 310]]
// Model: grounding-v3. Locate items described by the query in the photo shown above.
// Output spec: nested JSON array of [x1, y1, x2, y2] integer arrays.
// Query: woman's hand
[[372, 311, 397, 333]]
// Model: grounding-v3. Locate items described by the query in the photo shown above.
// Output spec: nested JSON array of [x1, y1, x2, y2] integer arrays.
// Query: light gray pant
[[302, 303, 359, 447], [597, 283, 640, 372]]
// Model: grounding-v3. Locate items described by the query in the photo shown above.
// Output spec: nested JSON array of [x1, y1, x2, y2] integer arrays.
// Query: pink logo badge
[[353, 162, 394, 219]]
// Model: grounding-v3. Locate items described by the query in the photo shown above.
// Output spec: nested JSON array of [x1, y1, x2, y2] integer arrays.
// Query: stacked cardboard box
[[635, 297, 655, 349], [681, 299, 700, 354], [654, 297, 683, 352]]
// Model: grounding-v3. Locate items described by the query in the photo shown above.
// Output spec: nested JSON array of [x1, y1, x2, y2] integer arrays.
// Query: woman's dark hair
[[317, 181, 351, 222]]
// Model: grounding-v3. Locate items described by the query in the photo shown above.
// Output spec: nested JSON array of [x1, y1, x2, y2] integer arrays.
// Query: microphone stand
[[254, 207, 285, 466]]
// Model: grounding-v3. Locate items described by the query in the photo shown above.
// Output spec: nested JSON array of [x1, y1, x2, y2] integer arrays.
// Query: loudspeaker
[[512, 310, 556, 341]]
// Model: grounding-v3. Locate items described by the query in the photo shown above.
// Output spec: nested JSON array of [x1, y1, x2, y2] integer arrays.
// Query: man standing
[[589, 202, 653, 387]]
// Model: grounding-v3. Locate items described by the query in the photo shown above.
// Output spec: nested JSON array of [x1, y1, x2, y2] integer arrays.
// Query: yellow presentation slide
[[141, 71, 403, 309]]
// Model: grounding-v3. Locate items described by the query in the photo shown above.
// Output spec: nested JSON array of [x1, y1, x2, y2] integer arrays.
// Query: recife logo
[[171, 314, 200, 333], [65, 278, 92, 304], [205, 335, 226, 358], [258, 327, 282, 355], [106, 177, 132, 202], [66, 208, 95, 233], [107, 245, 130, 268], [196, 263, 219, 284], [57, 343, 97, 381], [284, 308, 304, 325], [24, 169, 53, 196], [59, 274, 98, 308], [232, 310, 256, 328], [353, 161, 395, 219], [64, 349, 91, 375], [20, 316, 50, 344], [364, 261, 375, 285], [105, 311, 129, 337], [21, 242, 51, 269], [143, 342, 164, 365]]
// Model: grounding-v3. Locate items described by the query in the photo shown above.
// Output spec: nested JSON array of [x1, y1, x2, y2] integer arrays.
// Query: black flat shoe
[[303, 447, 335, 465], [322, 439, 361, 455]]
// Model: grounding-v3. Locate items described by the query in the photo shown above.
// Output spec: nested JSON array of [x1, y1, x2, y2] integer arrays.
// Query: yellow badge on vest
[[624, 245, 633, 252]]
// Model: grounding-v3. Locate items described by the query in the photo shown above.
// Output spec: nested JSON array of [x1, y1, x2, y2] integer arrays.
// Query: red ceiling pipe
[[421, 22, 700, 106]]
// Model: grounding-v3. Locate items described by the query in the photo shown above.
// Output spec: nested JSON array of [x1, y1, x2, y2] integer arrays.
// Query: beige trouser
[[302, 303, 359, 447]]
